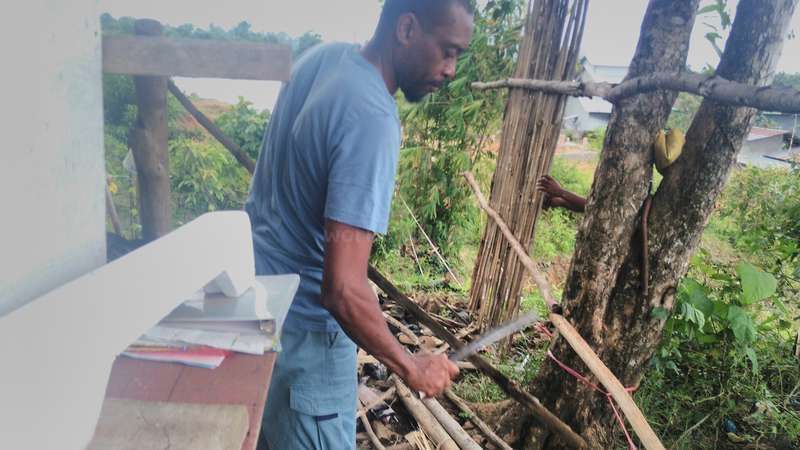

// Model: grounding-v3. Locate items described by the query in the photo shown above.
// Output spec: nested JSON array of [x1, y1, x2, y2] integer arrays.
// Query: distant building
[[761, 112, 799, 137], [563, 58, 627, 134], [738, 127, 798, 168]]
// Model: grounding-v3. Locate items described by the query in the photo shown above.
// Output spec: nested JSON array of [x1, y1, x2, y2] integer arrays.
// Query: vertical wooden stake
[[129, 18, 171, 240]]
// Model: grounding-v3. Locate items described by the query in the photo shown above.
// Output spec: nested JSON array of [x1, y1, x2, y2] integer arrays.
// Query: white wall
[[0, 0, 106, 316]]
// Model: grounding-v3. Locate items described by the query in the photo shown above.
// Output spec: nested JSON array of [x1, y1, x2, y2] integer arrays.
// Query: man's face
[[394, 4, 474, 103]]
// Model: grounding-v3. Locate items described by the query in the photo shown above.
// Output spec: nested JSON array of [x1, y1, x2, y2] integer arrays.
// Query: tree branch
[[167, 80, 257, 174], [472, 72, 800, 113]]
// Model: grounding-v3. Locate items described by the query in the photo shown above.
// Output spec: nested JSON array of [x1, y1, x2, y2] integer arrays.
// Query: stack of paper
[[122, 345, 230, 369], [121, 274, 299, 368]]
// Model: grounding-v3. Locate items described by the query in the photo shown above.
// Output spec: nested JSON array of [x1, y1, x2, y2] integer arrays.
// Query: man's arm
[[320, 219, 459, 397], [537, 175, 586, 213]]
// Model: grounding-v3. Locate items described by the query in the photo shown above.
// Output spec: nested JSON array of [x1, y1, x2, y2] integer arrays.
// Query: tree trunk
[[519, 1, 797, 448], [129, 19, 171, 241]]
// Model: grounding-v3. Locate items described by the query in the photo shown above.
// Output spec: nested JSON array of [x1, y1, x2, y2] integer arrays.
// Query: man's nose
[[443, 59, 457, 80]]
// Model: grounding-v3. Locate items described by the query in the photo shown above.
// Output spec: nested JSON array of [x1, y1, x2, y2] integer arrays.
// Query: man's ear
[[395, 12, 418, 46]]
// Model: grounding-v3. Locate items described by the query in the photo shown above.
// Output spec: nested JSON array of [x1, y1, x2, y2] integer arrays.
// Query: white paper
[[144, 325, 268, 355]]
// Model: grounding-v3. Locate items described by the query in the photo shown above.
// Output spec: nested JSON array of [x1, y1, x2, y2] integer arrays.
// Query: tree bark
[[520, 1, 797, 449], [129, 19, 171, 241]]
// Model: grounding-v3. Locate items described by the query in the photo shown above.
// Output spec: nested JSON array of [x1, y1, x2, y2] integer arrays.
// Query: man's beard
[[401, 84, 429, 103]]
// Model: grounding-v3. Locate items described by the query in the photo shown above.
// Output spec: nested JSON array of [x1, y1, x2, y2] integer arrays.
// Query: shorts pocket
[[289, 383, 355, 450]]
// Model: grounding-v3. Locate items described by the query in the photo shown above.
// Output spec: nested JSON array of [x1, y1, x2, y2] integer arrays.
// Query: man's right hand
[[402, 353, 460, 397]]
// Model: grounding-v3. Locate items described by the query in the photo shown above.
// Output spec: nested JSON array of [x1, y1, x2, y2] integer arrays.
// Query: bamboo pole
[[463, 170, 666, 450], [383, 312, 420, 346], [444, 389, 513, 450], [358, 412, 386, 450], [394, 378, 458, 450], [420, 397, 482, 450], [469, 0, 589, 337]]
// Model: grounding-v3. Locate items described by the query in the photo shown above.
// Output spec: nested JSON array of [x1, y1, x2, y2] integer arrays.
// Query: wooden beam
[[103, 35, 291, 81]]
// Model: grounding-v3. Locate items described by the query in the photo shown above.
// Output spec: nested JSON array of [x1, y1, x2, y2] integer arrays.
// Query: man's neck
[[360, 37, 398, 96]]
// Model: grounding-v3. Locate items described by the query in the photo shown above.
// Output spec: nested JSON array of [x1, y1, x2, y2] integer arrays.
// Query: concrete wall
[[0, 0, 106, 316]]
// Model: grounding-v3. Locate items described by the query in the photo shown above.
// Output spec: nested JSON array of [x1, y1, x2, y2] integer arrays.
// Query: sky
[[97, 0, 800, 111]]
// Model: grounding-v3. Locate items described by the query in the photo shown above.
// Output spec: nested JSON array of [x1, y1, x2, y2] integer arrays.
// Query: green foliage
[[641, 166, 800, 448], [392, 0, 524, 260], [774, 72, 800, 90], [169, 139, 251, 225], [655, 253, 784, 367], [584, 127, 606, 151], [715, 167, 800, 303], [214, 98, 270, 160], [697, 0, 732, 63]]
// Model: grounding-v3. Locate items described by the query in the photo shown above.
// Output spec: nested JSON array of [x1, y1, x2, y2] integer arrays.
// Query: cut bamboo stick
[[358, 410, 386, 450], [394, 378, 459, 450], [384, 312, 420, 346], [444, 389, 513, 450], [420, 397, 482, 450]]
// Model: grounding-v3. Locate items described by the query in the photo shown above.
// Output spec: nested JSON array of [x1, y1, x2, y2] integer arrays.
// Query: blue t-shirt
[[245, 43, 401, 332]]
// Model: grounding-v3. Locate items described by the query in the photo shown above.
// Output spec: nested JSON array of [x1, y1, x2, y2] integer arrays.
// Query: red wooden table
[[102, 352, 276, 450]]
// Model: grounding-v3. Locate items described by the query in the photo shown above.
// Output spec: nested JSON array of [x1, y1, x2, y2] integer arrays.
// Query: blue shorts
[[260, 322, 358, 450]]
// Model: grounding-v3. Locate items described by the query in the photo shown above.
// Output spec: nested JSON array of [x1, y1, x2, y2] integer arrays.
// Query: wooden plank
[[103, 352, 276, 450], [104, 356, 185, 401], [88, 399, 249, 450], [103, 35, 292, 81]]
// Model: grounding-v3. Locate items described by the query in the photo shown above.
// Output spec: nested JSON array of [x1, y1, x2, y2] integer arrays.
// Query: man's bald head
[[377, 0, 474, 35]]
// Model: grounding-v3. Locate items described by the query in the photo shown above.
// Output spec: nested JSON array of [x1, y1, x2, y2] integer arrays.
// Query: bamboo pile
[[469, 0, 588, 332]]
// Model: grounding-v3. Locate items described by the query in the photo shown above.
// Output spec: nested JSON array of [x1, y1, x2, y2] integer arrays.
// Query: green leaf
[[683, 303, 705, 330], [697, 4, 720, 14], [651, 307, 669, 321], [744, 347, 759, 374], [728, 306, 756, 343], [736, 262, 777, 304], [683, 278, 713, 316]]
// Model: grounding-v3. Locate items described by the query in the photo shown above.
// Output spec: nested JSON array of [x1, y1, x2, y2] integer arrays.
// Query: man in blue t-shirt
[[245, 1, 474, 448]]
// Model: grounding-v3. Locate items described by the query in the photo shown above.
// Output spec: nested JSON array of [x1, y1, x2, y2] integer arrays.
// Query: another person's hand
[[536, 175, 564, 198], [402, 353, 460, 397]]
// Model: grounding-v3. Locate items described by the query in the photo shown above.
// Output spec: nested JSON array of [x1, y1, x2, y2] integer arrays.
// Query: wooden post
[[129, 19, 171, 241]]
